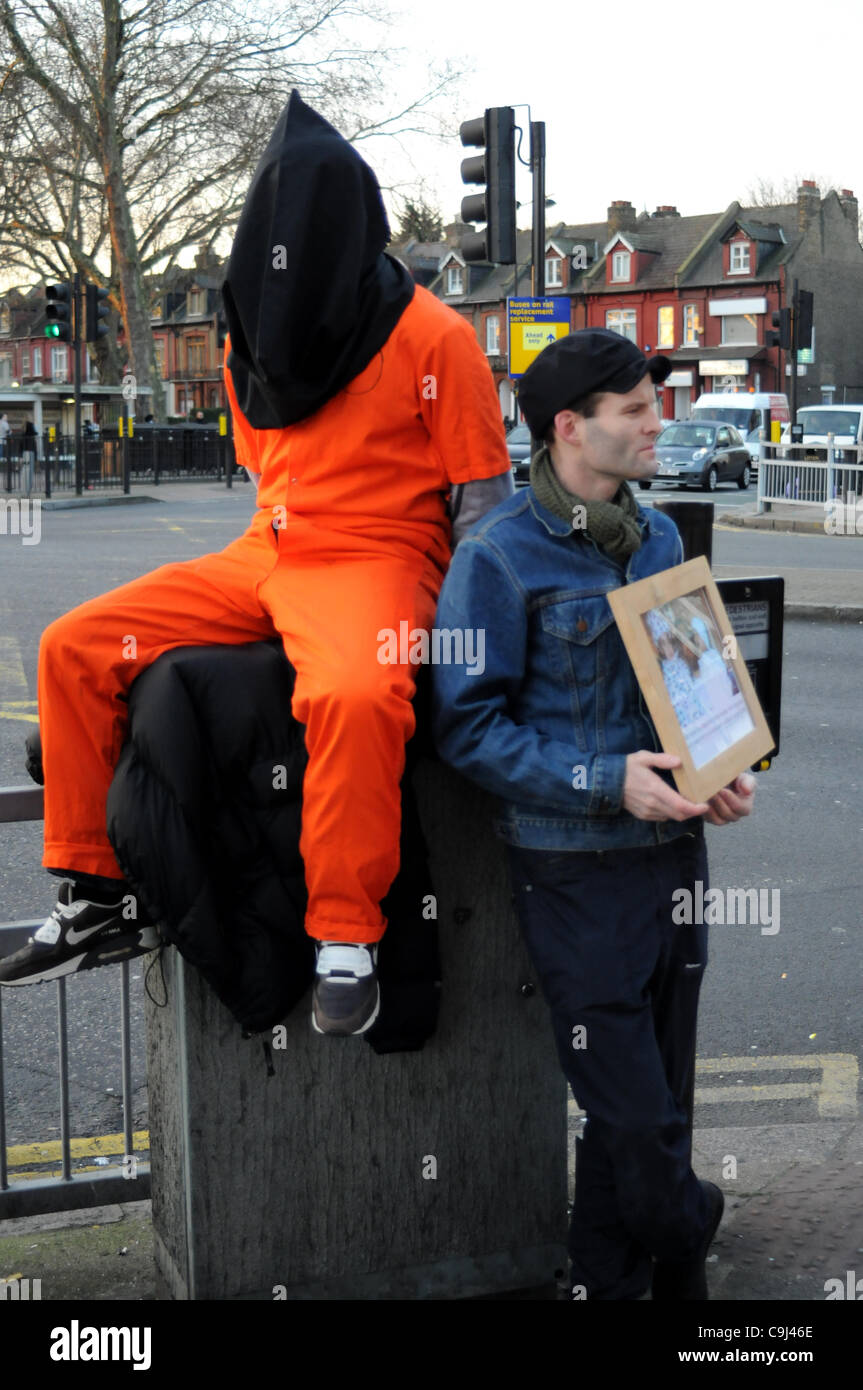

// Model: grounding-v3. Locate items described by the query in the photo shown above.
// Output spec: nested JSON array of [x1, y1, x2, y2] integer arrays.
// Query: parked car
[[692, 392, 789, 466], [506, 422, 532, 482], [639, 421, 751, 491]]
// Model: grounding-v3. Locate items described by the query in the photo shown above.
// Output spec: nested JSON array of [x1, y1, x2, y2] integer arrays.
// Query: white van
[[781, 403, 863, 461], [691, 392, 790, 465]]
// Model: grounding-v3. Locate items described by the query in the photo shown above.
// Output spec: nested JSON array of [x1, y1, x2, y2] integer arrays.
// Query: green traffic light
[[45, 324, 60, 338]]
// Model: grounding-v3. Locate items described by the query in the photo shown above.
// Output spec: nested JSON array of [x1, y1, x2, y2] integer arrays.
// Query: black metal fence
[[0, 786, 150, 1220], [1, 426, 239, 496]]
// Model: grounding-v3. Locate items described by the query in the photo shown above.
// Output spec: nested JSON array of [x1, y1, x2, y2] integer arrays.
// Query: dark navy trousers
[[507, 830, 711, 1300]]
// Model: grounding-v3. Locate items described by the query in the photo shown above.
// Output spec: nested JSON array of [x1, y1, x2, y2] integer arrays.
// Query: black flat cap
[[518, 329, 672, 439]]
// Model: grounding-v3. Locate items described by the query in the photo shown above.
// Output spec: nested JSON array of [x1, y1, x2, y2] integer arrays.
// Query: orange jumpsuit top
[[223, 285, 511, 574]]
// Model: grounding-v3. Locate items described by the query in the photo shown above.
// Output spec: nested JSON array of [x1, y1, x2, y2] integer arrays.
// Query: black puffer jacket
[[31, 641, 440, 1049]]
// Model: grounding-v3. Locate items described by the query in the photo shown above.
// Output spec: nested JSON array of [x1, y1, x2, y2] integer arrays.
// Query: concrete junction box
[[146, 760, 568, 1300]]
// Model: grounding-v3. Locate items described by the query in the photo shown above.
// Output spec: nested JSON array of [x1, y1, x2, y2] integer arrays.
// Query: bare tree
[[0, 0, 463, 413]]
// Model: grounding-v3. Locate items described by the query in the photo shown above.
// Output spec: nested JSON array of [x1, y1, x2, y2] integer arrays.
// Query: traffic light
[[44, 283, 72, 342], [766, 307, 791, 350], [459, 106, 516, 265], [85, 284, 110, 343], [796, 289, 814, 351]]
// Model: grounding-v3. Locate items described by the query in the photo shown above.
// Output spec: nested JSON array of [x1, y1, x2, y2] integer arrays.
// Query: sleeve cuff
[[586, 754, 627, 815]]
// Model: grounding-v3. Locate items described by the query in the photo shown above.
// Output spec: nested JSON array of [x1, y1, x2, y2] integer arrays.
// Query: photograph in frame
[[607, 556, 775, 803]]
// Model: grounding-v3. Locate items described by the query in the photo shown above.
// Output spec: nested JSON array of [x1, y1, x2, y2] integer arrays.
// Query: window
[[657, 306, 674, 349], [0, 354, 11, 384], [187, 288, 206, 315], [485, 316, 500, 354], [51, 345, 68, 381], [0, 305, 10, 334], [446, 266, 463, 296], [545, 256, 562, 287], [151, 302, 163, 320], [32, 346, 42, 377], [187, 337, 207, 373], [611, 250, 631, 281], [683, 304, 700, 345], [720, 313, 757, 345], [21, 350, 30, 378], [606, 308, 637, 342], [728, 241, 751, 274], [153, 339, 166, 378]]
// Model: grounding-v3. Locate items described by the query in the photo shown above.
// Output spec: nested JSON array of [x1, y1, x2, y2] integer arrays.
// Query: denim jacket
[[431, 486, 704, 850]]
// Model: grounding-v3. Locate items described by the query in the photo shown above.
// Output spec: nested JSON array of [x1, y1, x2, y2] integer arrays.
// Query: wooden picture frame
[[607, 556, 775, 803]]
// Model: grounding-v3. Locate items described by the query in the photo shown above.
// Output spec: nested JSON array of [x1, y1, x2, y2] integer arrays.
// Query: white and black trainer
[[311, 942, 380, 1036], [0, 881, 161, 987]]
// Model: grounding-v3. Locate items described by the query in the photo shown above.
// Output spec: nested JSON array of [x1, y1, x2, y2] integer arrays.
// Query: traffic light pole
[[789, 276, 799, 429], [530, 121, 546, 297], [73, 272, 83, 496], [528, 121, 547, 455]]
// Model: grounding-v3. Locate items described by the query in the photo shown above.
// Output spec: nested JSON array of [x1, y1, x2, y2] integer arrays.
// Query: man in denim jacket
[[432, 330, 755, 1301]]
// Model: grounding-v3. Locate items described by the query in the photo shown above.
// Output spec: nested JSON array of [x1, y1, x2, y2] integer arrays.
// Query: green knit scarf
[[530, 445, 643, 563]]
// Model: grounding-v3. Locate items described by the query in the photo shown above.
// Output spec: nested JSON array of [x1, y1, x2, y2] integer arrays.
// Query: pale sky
[[372, 0, 863, 233]]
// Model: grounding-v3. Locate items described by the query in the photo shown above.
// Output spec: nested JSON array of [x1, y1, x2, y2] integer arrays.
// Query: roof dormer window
[[611, 250, 631, 282], [187, 287, 206, 315], [545, 255, 562, 287], [446, 265, 464, 296], [728, 241, 751, 275]]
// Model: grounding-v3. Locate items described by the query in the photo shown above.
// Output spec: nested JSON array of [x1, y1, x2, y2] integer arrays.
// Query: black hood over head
[[222, 90, 415, 429]]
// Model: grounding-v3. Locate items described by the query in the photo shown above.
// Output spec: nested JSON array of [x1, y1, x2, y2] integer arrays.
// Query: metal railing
[[0, 785, 150, 1219], [757, 436, 863, 513], [1, 428, 239, 496]]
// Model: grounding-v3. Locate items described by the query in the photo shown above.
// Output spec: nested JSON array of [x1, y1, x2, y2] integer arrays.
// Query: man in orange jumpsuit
[[0, 92, 513, 1034]]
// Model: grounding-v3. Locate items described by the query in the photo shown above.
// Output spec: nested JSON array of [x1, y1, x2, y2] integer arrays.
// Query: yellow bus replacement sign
[[507, 297, 571, 377]]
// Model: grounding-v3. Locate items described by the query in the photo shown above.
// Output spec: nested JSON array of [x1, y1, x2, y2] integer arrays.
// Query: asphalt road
[[0, 489, 861, 1154]]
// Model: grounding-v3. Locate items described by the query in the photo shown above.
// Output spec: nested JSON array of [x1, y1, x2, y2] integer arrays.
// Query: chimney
[[839, 188, 858, 223], [194, 242, 218, 270], [651, 205, 680, 218], [797, 180, 820, 234], [444, 219, 471, 245], [607, 199, 637, 239]]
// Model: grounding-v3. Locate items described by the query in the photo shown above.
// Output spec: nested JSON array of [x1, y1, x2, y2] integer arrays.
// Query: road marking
[[694, 1053, 858, 1118], [567, 1054, 858, 1121], [5, 1129, 150, 1169], [0, 634, 37, 723], [0, 634, 29, 700]]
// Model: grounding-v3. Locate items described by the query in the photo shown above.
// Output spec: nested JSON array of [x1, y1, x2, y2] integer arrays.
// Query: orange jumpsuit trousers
[[38, 285, 511, 944], [39, 510, 438, 943]]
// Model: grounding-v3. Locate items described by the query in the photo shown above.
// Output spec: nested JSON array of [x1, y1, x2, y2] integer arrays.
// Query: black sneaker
[[311, 942, 380, 1035], [651, 1180, 725, 1301], [0, 882, 160, 986]]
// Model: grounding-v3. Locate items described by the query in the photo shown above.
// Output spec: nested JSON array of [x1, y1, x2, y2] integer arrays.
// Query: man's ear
[[553, 409, 580, 446]]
